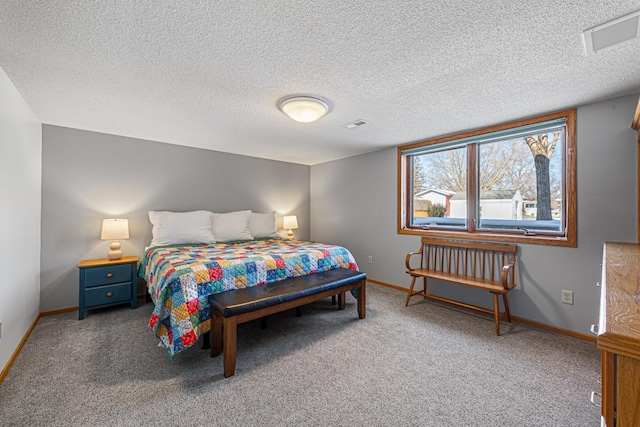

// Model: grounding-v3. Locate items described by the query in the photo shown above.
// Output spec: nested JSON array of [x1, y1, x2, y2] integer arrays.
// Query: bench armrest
[[501, 258, 516, 290], [405, 246, 424, 271]]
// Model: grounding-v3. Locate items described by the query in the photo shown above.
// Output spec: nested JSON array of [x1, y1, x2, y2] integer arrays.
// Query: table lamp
[[282, 215, 298, 239], [101, 218, 129, 260]]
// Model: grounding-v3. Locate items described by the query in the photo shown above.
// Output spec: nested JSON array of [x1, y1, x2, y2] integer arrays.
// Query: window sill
[[397, 227, 576, 247]]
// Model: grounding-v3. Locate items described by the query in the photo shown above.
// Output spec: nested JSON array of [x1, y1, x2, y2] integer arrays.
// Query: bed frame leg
[[202, 332, 210, 350]]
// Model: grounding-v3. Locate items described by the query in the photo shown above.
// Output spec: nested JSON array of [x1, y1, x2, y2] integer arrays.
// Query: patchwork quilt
[[140, 239, 358, 357]]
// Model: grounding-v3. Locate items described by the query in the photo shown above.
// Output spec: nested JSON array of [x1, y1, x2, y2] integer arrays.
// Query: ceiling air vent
[[582, 10, 640, 55], [344, 119, 368, 129]]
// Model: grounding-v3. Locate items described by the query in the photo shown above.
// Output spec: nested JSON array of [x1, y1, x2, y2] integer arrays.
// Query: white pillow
[[148, 210, 215, 247], [212, 210, 254, 242], [249, 211, 279, 238]]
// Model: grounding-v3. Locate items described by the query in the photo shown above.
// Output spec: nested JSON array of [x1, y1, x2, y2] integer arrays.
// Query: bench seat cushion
[[209, 268, 366, 317], [406, 268, 512, 293]]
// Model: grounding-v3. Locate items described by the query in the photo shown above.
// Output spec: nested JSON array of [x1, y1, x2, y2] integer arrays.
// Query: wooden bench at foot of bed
[[208, 268, 367, 378]]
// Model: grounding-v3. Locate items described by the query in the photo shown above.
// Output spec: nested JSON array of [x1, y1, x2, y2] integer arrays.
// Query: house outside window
[[398, 109, 576, 246]]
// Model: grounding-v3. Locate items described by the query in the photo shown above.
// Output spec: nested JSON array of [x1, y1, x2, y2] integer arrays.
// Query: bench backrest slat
[[481, 250, 486, 279], [493, 252, 497, 280], [472, 249, 476, 277], [464, 249, 468, 276]]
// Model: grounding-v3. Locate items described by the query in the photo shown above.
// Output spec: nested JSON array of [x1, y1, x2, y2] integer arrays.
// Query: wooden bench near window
[[405, 237, 517, 335]]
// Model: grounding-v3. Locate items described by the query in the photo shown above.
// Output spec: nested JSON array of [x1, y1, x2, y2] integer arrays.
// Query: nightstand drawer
[[84, 264, 132, 287], [85, 282, 132, 307]]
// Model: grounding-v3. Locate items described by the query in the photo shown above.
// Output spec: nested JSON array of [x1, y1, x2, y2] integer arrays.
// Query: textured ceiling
[[1, 1, 639, 165]]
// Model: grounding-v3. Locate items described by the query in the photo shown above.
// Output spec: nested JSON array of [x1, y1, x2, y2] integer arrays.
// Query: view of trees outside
[[414, 146, 465, 196], [413, 132, 563, 223]]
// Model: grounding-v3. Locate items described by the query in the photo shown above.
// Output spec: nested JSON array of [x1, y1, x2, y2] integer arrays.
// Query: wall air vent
[[582, 10, 640, 55], [344, 119, 368, 129]]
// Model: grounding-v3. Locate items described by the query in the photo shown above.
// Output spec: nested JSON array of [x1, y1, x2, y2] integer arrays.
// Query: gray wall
[[41, 126, 310, 311], [0, 66, 42, 369], [310, 93, 638, 335]]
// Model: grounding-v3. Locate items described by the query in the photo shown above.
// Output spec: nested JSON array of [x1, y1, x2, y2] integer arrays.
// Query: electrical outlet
[[368, 256, 373, 264], [561, 290, 574, 305]]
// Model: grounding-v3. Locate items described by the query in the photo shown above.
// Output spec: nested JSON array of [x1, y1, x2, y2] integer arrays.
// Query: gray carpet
[[0, 285, 601, 426]]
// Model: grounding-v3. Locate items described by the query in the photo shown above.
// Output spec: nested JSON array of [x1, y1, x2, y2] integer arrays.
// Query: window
[[398, 109, 576, 246]]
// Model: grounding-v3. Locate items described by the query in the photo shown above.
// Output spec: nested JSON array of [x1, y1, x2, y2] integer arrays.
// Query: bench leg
[[357, 280, 366, 319], [210, 315, 223, 357], [337, 292, 346, 310], [223, 316, 237, 378], [502, 293, 511, 322], [295, 307, 302, 317], [405, 276, 417, 307], [331, 295, 336, 305], [493, 293, 501, 336], [423, 277, 428, 299]]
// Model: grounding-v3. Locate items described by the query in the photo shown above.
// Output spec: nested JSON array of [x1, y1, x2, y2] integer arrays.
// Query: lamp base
[[107, 241, 123, 260], [287, 229, 294, 239]]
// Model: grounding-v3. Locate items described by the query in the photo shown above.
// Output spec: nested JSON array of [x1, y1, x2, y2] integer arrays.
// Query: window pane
[[411, 147, 467, 228], [476, 131, 564, 234]]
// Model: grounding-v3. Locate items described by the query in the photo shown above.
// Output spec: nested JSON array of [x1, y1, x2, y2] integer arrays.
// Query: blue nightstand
[[77, 256, 138, 320]]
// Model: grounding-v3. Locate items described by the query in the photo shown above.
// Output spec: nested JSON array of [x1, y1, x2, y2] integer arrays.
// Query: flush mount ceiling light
[[278, 95, 332, 123]]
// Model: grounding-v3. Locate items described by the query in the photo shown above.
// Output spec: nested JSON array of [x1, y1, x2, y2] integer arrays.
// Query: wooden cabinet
[[77, 256, 138, 320], [597, 242, 640, 426]]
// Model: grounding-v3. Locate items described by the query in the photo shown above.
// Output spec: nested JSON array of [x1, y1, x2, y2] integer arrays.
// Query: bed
[[140, 238, 359, 357]]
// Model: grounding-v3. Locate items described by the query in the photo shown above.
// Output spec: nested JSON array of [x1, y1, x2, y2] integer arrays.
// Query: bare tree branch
[[547, 132, 559, 159]]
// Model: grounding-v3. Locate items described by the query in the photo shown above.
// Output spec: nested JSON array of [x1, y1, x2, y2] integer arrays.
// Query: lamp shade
[[278, 96, 331, 123], [100, 219, 130, 240], [283, 215, 299, 230]]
